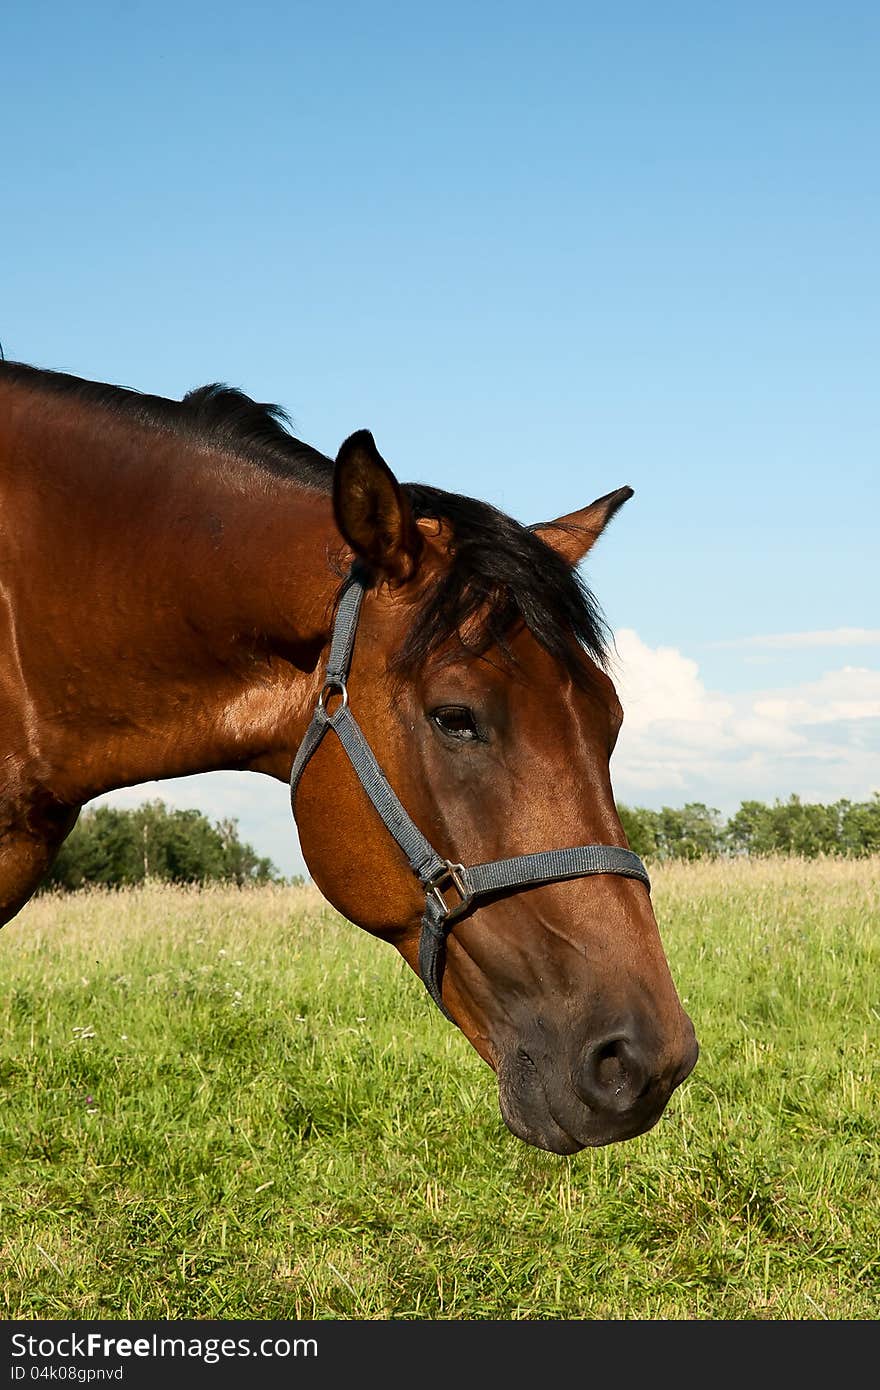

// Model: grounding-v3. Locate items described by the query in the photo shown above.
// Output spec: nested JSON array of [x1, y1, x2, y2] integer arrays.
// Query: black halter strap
[[290, 569, 651, 1023]]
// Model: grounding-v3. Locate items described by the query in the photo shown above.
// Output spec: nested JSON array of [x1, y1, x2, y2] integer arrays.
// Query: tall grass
[[0, 858, 877, 1320]]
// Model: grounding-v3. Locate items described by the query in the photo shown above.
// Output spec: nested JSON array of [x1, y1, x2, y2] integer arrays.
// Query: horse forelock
[[391, 484, 612, 684]]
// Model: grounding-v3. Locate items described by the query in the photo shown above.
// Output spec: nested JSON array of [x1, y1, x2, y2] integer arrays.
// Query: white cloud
[[753, 667, 880, 725], [710, 628, 880, 650], [609, 633, 880, 812], [610, 631, 734, 735]]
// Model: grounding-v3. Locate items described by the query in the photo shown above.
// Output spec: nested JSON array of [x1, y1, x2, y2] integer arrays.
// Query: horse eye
[[430, 705, 480, 741]]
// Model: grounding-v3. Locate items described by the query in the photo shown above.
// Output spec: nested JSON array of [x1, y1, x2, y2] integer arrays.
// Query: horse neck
[[5, 396, 342, 802]]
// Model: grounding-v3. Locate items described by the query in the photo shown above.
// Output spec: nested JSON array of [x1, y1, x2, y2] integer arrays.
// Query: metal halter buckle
[[426, 861, 472, 922]]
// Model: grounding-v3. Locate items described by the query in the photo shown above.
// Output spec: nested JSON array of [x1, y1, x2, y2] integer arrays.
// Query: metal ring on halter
[[318, 679, 349, 715]]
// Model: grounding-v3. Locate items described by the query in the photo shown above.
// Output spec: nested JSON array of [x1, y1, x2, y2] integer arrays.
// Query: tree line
[[39, 792, 880, 894], [41, 801, 285, 892], [617, 793, 880, 862]]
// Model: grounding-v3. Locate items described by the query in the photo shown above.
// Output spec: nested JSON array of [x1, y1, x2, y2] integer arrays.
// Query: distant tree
[[617, 802, 724, 860], [770, 796, 841, 857], [726, 793, 880, 858], [42, 800, 280, 891], [838, 793, 880, 855], [725, 800, 779, 856], [617, 804, 661, 860], [657, 802, 725, 860]]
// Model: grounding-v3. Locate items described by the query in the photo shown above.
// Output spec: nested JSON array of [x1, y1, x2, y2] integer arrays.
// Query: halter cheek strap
[[290, 569, 650, 1023]]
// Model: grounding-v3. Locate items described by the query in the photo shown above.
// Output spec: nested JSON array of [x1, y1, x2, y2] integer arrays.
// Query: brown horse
[[0, 360, 697, 1154]]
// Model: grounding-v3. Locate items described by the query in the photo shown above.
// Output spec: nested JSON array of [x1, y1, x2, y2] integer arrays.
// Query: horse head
[[292, 429, 698, 1153]]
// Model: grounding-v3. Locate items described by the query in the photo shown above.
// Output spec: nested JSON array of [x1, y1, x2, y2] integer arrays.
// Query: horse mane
[[2, 360, 610, 677], [0, 359, 334, 489]]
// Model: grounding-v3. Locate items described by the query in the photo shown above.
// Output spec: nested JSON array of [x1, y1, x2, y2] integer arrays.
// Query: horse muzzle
[[496, 1019, 699, 1153]]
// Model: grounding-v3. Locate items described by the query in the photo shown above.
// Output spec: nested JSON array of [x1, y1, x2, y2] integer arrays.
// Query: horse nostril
[[574, 1035, 650, 1114]]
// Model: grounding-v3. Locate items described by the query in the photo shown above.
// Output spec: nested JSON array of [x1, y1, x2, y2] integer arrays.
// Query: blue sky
[[3, 2, 877, 876]]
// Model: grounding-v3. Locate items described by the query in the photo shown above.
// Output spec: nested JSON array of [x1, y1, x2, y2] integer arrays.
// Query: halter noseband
[[290, 568, 651, 1023]]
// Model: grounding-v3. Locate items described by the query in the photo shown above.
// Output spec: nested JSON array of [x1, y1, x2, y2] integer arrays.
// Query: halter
[[290, 567, 651, 1023]]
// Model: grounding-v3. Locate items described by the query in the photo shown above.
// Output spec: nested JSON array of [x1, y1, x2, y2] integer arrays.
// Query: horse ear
[[533, 486, 634, 566], [333, 430, 423, 582]]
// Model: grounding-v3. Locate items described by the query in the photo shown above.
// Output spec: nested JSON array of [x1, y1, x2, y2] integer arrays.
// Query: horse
[[0, 359, 698, 1154]]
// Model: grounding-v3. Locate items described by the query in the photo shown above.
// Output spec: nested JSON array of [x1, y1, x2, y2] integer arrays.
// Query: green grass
[[1, 859, 877, 1320]]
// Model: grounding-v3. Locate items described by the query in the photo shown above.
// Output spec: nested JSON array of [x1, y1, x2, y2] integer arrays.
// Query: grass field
[[0, 857, 877, 1320]]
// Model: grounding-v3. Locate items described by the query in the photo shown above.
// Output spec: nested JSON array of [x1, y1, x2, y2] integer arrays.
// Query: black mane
[[0, 359, 334, 489], [2, 360, 610, 676], [395, 487, 610, 680]]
